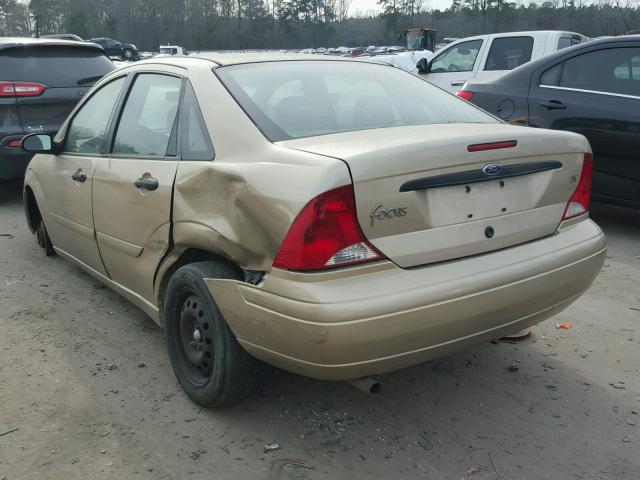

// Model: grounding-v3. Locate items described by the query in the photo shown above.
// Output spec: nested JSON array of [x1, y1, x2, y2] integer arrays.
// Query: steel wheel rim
[[177, 294, 214, 387]]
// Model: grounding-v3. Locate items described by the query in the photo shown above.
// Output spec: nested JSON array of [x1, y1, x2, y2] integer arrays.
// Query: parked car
[[459, 35, 640, 209], [418, 31, 590, 93], [87, 37, 139, 60], [157, 45, 187, 57], [22, 55, 605, 406], [0, 37, 114, 180], [41, 34, 84, 42]]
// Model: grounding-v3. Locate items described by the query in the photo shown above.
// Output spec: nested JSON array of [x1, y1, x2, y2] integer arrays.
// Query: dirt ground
[[0, 179, 638, 480]]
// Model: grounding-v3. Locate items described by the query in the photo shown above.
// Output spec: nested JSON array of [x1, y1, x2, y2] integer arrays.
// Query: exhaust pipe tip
[[347, 377, 381, 396]]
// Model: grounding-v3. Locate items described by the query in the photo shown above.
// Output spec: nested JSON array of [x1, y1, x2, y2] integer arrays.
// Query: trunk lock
[[485, 226, 495, 239]]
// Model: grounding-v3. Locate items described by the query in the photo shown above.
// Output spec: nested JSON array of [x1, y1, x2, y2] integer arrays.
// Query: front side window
[[64, 77, 126, 154], [217, 61, 497, 141], [112, 74, 182, 156], [430, 40, 483, 73], [484, 36, 533, 71], [559, 47, 640, 96]]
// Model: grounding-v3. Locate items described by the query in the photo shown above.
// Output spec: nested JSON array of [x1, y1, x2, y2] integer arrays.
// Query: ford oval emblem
[[483, 164, 503, 176]]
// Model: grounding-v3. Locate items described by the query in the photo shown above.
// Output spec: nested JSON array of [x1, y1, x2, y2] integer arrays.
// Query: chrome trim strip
[[539, 84, 640, 100]]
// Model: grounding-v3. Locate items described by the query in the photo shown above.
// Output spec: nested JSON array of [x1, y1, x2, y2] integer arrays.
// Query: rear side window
[[540, 63, 563, 86], [558, 36, 583, 50], [65, 77, 126, 154], [0, 46, 114, 87], [217, 61, 497, 141], [484, 37, 533, 71], [112, 74, 182, 157], [430, 40, 483, 73], [180, 81, 214, 161], [559, 47, 640, 96]]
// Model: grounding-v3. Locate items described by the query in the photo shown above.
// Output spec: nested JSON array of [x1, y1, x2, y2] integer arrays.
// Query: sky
[[350, 0, 453, 15]]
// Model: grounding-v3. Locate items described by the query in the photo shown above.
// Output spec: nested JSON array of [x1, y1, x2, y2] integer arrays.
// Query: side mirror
[[22, 134, 54, 153], [417, 58, 431, 74]]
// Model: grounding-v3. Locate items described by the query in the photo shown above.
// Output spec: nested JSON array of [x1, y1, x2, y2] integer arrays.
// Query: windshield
[[160, 47, 177, 54], [217, 61, 497, 141], [406, 31, 424, 50]]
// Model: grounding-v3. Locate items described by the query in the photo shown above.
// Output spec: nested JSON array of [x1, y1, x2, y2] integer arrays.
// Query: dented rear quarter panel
[[155, 62, 352, 302]]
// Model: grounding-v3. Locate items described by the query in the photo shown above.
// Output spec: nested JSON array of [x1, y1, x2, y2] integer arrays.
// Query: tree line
[[0, 0, 638, 51]]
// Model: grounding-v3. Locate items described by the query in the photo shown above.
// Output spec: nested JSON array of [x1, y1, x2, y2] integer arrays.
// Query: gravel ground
[[1, 179, 638, 480]]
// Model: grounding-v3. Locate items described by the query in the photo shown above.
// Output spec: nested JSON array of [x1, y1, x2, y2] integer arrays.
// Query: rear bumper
[[206, 219, 606, 380], [0, 135, 33, 180]]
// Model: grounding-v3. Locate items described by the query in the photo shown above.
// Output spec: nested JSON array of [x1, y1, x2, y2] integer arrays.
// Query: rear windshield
[[217, 61, 497, 141], [0, 46, 114, 87]]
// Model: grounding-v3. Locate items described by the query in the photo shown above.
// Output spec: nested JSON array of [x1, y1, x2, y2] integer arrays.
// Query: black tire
[[122, 48, 133, 60], [163, 261, 258, 407], [36, 218, 55, 256]]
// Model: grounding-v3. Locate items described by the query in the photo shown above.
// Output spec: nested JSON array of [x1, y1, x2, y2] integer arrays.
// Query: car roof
[[193, 52, 367, 65], [121, 52, 379, 70], [446, 30, 585, 44], [0, 36, 102, 52]]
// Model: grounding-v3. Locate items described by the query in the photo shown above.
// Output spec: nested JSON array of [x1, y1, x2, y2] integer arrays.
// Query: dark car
[[87, 37, 139, 60], [0, 37, 114, 180], [458, 35, 640, 209]]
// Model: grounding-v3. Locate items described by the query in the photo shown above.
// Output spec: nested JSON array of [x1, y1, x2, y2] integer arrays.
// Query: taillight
[[562, 153, 593, 220], [273, 185, 384, 271], [456, 90, 473, 102], [0, 81, 46, 97], [7, 139, 21, 148]]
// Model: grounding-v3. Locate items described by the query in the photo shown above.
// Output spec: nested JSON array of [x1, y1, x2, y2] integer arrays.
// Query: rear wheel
[[36, 219, 55, 256], [164, 261, 258, 407], [122, 48, 133, 60]]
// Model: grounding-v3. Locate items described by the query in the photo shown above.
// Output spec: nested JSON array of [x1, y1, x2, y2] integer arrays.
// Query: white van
[[420, 31, 589, 93]]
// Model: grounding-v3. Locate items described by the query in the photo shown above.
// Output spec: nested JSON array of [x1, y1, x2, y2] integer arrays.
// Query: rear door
[[476, 35, 536, 83], [38, 75, 127, 274], [1, 45, 114, 134], [92, 71, 182, 303], [423, 39, 485, 92], [528, 44, 640, 206]]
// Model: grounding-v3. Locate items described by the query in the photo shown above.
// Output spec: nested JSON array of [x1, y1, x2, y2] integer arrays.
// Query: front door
[[423, 39, 484, 93], [93, 72, 182, 303], [38, 76, 127, 275], [528, 45, 640, 206]]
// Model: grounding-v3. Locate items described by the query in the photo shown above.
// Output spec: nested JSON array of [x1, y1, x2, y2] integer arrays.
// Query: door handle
[[134, 176, 159, 191], [450, 81, 465, 86], [71, 170, 86, 182], [540, 100, 567, 110]]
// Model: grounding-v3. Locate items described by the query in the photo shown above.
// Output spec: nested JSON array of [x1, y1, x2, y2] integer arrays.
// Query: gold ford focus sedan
[[21, 54, 606, 407]]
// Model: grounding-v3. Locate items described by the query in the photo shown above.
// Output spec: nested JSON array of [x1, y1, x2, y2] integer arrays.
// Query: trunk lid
[[278, 123, 587, 267]]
